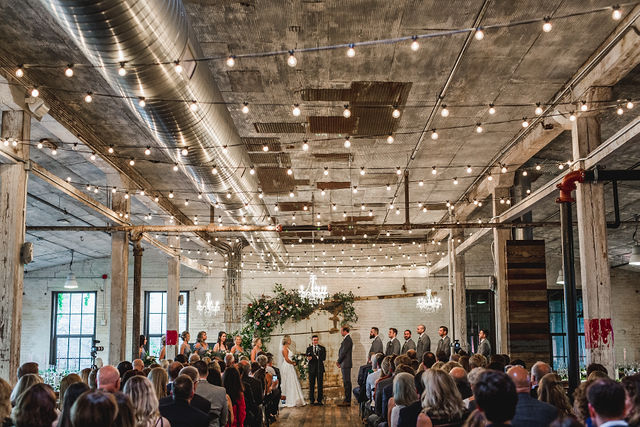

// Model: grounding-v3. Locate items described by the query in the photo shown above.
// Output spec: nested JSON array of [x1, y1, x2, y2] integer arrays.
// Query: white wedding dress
[[279, 347, 306, 407]]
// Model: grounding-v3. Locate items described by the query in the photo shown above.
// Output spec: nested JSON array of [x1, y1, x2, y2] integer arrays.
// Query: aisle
[[274, 402, 361, 426]]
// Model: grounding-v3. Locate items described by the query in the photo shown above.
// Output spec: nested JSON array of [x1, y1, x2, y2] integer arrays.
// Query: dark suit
[[338, 334, 353, 402], [242, 376, 263, 427], [397, 400, 422, 427], [306, 344, 326, 403], [159, 398, 209, 427], [511, 392, 558, 427], [380, 380, 394, 422], [416, 333, 431, 361], [436, 335, 451, 359], [374, 376, 393, 416], [160, 394, 211, 417], [401, 338, 416, 354], [385, 337, 401, 356], [369, 336, 384, 359]]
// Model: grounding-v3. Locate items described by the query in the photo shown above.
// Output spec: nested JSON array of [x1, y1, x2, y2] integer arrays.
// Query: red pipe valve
[[556, 169, 586, 203]]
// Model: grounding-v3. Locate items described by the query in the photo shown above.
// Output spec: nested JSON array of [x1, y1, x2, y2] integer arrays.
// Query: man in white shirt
[[588, 379, 629, 427]]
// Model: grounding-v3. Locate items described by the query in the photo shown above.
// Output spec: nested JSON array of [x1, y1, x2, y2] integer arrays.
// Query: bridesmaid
[[213, 331, 227, 352], [139, 335, 147, 359], [159, 335, 167, 360], [250, 337, 262, 362], [230, 335, 244, 355], [179, 331, 192, 358], [194, 331, 209, 357]]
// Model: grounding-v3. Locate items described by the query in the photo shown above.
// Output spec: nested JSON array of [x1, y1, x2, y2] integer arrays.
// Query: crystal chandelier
[[298, 273, 328, 305], [196, 292, 221, 316], [416, 289, 442, 312]]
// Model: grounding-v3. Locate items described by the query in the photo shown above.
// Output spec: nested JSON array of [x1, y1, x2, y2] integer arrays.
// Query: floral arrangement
[[291, 353, 309, 381], [203, 349, 228, 360], [142, 354, 157, 367], [243, 284, 358, 343]]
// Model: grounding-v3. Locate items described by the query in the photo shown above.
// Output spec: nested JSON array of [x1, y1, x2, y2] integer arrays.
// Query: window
[[548, 289, 585, 370], [50, 292, 97, 371], [466, 290, 496, 354], [144, 292, 188, 357]]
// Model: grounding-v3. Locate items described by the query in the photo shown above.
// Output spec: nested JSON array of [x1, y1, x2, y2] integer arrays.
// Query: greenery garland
[[241, 284, 358, 344]]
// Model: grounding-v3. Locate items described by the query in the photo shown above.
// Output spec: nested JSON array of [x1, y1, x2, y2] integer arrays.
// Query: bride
[[279, 335, 306, 407]]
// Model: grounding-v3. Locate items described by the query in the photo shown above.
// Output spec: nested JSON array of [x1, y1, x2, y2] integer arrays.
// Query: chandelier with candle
[[298, 273, 328, 305], [197, 292, 221, 316], [416, 289, 442, 312]]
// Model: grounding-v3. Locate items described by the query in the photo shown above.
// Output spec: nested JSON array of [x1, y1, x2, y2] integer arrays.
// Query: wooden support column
[[167, 232, 180, 360], [493, 187, 511, 354], [572, 87, 615, 375], [452, 229, 467, 350], [0, 111, 30, 384], [108, 175, 130, 365], [131, 238, 143, 361]]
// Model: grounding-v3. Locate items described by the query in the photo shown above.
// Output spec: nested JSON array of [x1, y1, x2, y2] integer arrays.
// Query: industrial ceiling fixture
[[298, 273, 328, 305], [416, 289, 442, 312], [64, 249, 78, 289], [196, 292, 221, 316], [556, 269, 564, 285]]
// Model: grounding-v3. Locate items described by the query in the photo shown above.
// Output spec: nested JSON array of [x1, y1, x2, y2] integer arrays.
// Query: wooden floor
[[275, 402, 361, 426]]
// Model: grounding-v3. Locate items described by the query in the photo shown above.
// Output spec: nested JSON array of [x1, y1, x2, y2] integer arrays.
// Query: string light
[[287, 50, 297, 67], [612, 5, 622, 20], [287, 167, 293, 175], [392, 106, 401, 118], [108, 145, 114, 154], [627, 100, 634, 109], [241, 102, 249, 114], [184, 199, 189, 206], [453, 177, 459, 185], [352, 186, 358, 194], [320, 189, 325, 196], [617, 106, 624, 115], [419, 180, 424, 186], [487, 173, 493, 181], [344, 136, 351, 148], [332, 203, 337, 211], [360, 167, 366, 175], [410, 36, 419, 51], [84, 92, 93, 103], [386, 184, 391, 191], [474, 27, 485, 40], [569, 112, 577, 121], [522, 170, 528, 176], [343, 104, 351, 118], [227, 192, 232, 199], [90, 152, 96, 161], [432, 166, 437, 175], [274, 203, 279, 211], [535, 163, 541, 171], [346, 44, 356, 57], [249, 165, 255, 175], [51, 148, 57, 155], [466, 165, 472, 173], [65, 64, 74, 77], [174, 61, 183, 73], [118, 62, 127, 76], [302, 140, 309, 151], [30, 87, 39, 97], [386, 134, 394, 144], [580, 101, 588, 112], [289, 190, 295, 198], [129, 158, 135, 166], [181, 147, 188, 156], [15, 66, 24, 78], [144, 146, 151, 156], [262, 144, 269, 152], [292, 104, 301, 117], [190, 101, 198, 112], [396, 166, 402, 175], [138, 97, 146, 107], [441, 105, 450, 117], [501, 164, 508, 173], [323, 166, 329, 176], [431, 129, 439, 140], [226, 56, 236, 67], [535, 103, 543, 115], [522, 118, 529, 127], [475, 123, 483, 133], [542, 17, 552, 32], [211, 165, 218, 175]]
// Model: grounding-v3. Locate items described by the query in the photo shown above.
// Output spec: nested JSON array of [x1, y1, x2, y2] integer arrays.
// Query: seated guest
[[265, 354, 281, 422], [381, 364, 415, 423], [435, 351, 448, 363], [507, 366, 558, 427], [573, 379, 595, 425], [416, 369, 468, 427], [117, 361, 134, 378], [224, 353, 235, 371], [469, 354, 488, 370], [123, 376, 170, 427], [148, 367, 169, 399], [12, 383, 57, 427], [57, 382, 90, 427], [223, 366, 246, 427], [586, 363, 608, 378], [388, 372, 419, 427], [459, 356, 471, 372], [165, 367, 210, 415], [159, 375, 208, 427], [0, 378, 12, 427], [16, 362, 39, 380], [415, 352, 437, 395], [589, 371, 609, 381], [207, 367, 223, 387], [193, 360, 229, 427], [189, 354, 201, 364], [530, 361, 551, 398], [443, 361, 463, 374], [10, 373, 43, 405], [58, 373, 82, 410], [367, 356, 393, 425], [354, 359, 372, 404], [487, 361, 506, 372], [450, 367, 473, 403], [98, 365, 122, 393], [538, 373, 573, 417], [71, 389, 118, 427], [133, 359, 144, 372], [366, 353, 384, 401], [587, 378, 627, 427], [466, 367, 487, 411], [167, 362, 184, 395], [237, 360, 262, 427], [112, 391, 135, 427], [121, 369, 145, 389], [81, 367, 92, 384], [474, 370, 518, 426], [622, 374, 640, 427], [175, 354, 188, 364]]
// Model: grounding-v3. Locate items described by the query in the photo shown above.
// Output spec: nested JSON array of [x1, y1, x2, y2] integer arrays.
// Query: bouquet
[[291, 353, 309, 381], [143, 354, 157, 367], [203, 349, 227, 360]]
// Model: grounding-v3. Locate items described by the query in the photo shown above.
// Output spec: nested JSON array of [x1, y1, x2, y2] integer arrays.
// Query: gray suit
[[401, 338, 416, 354], [196, 379, 228, 427], [369, 335, 383, 359], [436, 335, 451, 360], [338, 334, 353, 402], [416, 333, 431, 361], [478, 338, 492, 358], [385, 337, 401, 356]]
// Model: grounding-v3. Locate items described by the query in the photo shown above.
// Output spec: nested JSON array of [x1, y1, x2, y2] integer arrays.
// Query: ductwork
[[41, 0, 286, 265]]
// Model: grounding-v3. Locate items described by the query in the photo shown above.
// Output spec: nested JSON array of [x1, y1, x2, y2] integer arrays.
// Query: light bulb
[[395, 209, 400, 215], [386, 134, 394, 144], [226, 56, 236, 67], [51, 148, 57, 155], [181, 148, 188, 156], [129, 158, 135, 166], [174, 61, 183, 73], [488, 104, 496, 115], [190, 101, 198, 112], [138, 97, 146, 107], [173, 164, 179, 172], [569, 112, 577, 122], [84, 92, 93, 103], [144, 146, 151, 155], [361, 203, 365, 211], [352, 186, 358, 194], [410, 37, 419, 51], [580, 101, 588, 112], [289, 190, 295, 198], [522, 118, 529, 127], [118, 62, 127, 76], [627, 100, 634, 109], [475, 28, 484, 40], [344, 137, 351, 148], [441, 105, 449, 117], [343, 105, 351, 118], [168, 191, 174, 199], [476, 124, 483, 133], [124, 192, 129, 199], [287, 51, 297, 67], [535, 103, 543, 115], [108, 145, 114, 154], [241, 102, 249, 114], [501, 165, 507, 173], [453, 177, 459, 185], [522, 170, 528, 176], [302, 140, 309, 151], [360, 167, 366, 175], [31, 88, 39, 97], [184, 199, 189, 206], [323, 166, 329, 176], [612, 6, 622, 20], [274, 203, 279, 211], [287, 167, 293, 175], [263, 144, 269, 152], [431, 129, 439, 140], [392, 106, 401, 118], [396, 167, 402, 175], [258, 191, 263, 199], [320, 189, 325, 196], [346, 44, 356, 57], [37, 142, 43, 149], [466, 165, 472, 173], [227, 192, 232, 199], [432, 166, 437, 175], [90, 152, 96, 161], [15, 66, 24, 78], [249, 165, 255, 175], [419, 180, 424, 186], [332, 203, 336, 211], [292, 104, 301, 116], [558, 163, 564, 170], [542, 17, 552, 33], [65, 64, 74, 77], [535, 163, 541, 171], [487, 174, 493, 181], [211, 166, 218, 175], [617, 106, 624, 115], [386, 184, 391, 191]]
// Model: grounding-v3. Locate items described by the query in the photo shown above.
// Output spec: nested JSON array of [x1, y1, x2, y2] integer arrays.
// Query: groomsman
[[436, 325, 451, 360], [385, 328, 401, 356], [306, 335, 326, 405], [416, 324, 431, 361], [336, 326, 353, 406], [401, 330, 416, 354], [478, 328, 492, 358], [368, 327, 384, 361]]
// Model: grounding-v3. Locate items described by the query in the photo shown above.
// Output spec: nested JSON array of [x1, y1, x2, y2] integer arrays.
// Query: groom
[[305, 334, 326, 405]]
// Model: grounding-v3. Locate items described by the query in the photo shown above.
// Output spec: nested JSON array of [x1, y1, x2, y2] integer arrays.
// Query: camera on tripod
[[91, 339, 104, 369]]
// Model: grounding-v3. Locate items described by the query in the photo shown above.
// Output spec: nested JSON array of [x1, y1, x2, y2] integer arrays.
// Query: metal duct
[[41, 0, 286, 265]]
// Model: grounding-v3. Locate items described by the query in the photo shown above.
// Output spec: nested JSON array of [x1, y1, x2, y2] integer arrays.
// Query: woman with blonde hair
[[416, 369, 468, 427], [250, 337, 262, 362], [123, 375, 171, 427], [58, 373, 82, 410], [230, 335, 244, 355], [538, 373, 572, 417], [10, 373, 43, 406], [147, 367, 169, 400], [0, 378, 12, 426]]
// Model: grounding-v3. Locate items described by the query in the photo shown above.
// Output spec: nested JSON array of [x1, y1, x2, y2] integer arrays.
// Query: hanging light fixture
[[64, 249, 78, 289], [416, 289, 442, 312], [196, 292, 221, 316], [299, 273, 328, 305], [555, 269, 564, 285]]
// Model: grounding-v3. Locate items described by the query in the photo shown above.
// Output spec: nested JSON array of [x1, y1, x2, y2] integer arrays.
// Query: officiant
[[306, 334, 326, 405]]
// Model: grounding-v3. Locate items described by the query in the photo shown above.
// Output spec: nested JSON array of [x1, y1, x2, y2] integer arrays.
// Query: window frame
[[143, 291, 189, 357], [548, 289, 586, 370], [49, 291, 98, 370]]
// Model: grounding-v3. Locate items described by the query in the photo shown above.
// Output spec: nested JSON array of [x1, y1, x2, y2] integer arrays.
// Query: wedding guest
[[173, 367, 211, 415], [572, 379, 595, 425], [0, 378, 13, 427], [237, 361, 261, 427], [159, 375, 208, 427], [54, 381, 90, 427], [113, 391, 135, 427], [416, 369, 467, 426], [124, 376, 170, 427], [450, 367, 473, 405], [133, 359, 144, 372], [230, 336, 244, 355], [474, 370, 518, 426], [175, 355, 187, 364], [117, 362, 134, 378], [469, 354, 487, 370], [12, 383, 58, 427], [159, 336, 167, 361], [71, 390, 118, 427], [213, 332, 227, 353], [81, 368, 92, 385], [401, 330, 416, 354], [588, 378, 627, 427], [16, 363, 39, 380], [622, 374, 640, 427], [250, 338, 262, 362], [189, 354, 201, 364], [98, 365, 122, 393], [166, 362, 184, 395], [385, 328, 401, 356], [388, 372, 419, 427], [58, 373, 82, 410], [435, 326, 451, 361], [366, 353, 384, 401], [224, 353, 235, 371], [180, 331, 192, 358], [223, 367, 246, 427], [538, 373, 572, 417], [10, 373, 43, 405], [193, 360, 228, 427], [194, 331, 209, 358], [459, 356, 471, 372], [507, 366, 558, 426], [148, 367, 169, 400], [139, 335, 148, 359]]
